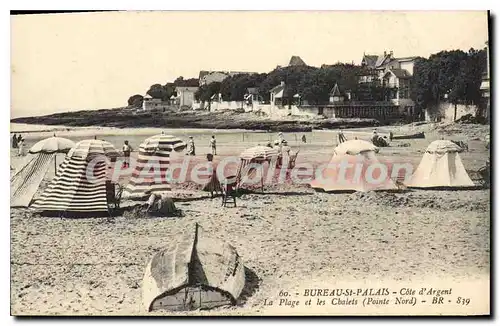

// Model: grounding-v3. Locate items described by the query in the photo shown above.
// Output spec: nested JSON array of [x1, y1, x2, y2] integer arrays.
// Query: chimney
[[390, 50, 393, 57], [384, 51, 387, 57], [280, 81, 285, 86]]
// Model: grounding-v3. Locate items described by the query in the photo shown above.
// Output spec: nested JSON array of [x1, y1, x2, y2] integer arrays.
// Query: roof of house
[[289, 56, 307, 66], [246, 87, 259, 95], [175, 86, 199, 92], [361, 55, 379, 68], [270, 84, 286, 94], [198, 70, 210, 80], [386, 68, 411, 78], [329, 83, 342, 96], [362, 53, 396, 69], [387, 68, 412, 79], [396, 56, 418, 62]]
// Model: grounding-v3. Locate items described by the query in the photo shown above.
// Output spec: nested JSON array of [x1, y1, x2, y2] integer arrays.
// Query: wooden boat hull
[[392, 132, 425, 140], [142, 223, 246, 312]]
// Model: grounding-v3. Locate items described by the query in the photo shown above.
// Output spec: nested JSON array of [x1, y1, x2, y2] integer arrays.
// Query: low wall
[[424, 102, 478, 122]]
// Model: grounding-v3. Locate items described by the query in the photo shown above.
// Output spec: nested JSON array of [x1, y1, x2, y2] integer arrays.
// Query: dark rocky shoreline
[[11, 107, 381, 132]]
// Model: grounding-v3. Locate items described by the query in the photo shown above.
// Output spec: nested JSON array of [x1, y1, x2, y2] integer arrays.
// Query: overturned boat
[[142, 223, 246, 312], [391, 131, 425, 140]]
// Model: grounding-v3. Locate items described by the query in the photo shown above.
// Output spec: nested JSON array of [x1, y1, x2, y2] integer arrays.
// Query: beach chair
[[106, 181, 124, 210], [221, 177, 237, 207]]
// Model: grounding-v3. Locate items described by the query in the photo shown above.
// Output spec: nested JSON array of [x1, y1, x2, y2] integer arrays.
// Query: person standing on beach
[[301, 134, 307, 143], [122, 140, 132, 168], [12, 133, 18, 149], [18, 138, 25, 156], [186, 136, 196, 156], [209, 135, 217, 156]]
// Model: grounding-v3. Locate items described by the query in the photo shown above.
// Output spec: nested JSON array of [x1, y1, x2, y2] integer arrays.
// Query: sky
[[10, 11, 489, 118]]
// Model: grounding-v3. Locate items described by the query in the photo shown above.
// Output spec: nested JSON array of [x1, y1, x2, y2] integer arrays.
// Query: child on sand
[[186, 136, 196, 156], [122, 140, 132, 168], [210, 135, 217, 156]]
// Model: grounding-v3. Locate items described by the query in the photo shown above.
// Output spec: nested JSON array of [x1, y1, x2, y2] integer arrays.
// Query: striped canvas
[[11, 153, 54, 208], [123, 135, 186, 199], [239, 146, 279, 160], [31, 139, 119, 214]]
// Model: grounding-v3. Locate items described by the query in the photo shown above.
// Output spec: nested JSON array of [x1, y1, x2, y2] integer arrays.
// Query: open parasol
[[28, 134, 76, 176]]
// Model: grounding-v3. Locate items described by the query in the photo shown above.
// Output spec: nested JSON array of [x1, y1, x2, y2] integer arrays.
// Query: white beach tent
[[309, 139, 397, 192], [407, 140, 475, 189], [11, 136, 75, 208]]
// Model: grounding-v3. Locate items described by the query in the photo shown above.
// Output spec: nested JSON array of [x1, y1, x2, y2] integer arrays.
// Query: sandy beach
[[10, 122, 491, 315]]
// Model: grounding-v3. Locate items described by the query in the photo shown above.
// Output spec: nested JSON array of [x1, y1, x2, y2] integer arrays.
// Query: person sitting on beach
[[122, 140, 132, 168], [145, 192, 181, 217], [209, 135, 217, 156]]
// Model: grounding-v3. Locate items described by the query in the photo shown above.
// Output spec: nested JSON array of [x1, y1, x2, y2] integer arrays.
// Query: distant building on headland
[[175, 86, 199, 108], [142, 86, 199, 110], [288, 55, 307, 67], [142, 94, 171, 111]]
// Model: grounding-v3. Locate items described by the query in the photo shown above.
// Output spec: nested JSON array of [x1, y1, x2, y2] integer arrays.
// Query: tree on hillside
[[128, 94, 144, 108], [258, 65, 316, 103], [220, 73, 268, 101], [195, 82, 222, 102], [410, 49, 486, 119], [147, 84, 168, 100], [164, 82, 177, 100], [173, 76, 199, 87]]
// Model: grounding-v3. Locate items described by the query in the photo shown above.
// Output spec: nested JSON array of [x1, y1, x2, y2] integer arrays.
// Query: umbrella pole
[[54, 155, 57, 176]]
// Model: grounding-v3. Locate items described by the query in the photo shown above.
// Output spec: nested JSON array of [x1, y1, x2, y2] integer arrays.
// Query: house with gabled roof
[[269, 81, 286, 106], [329, 83, 345, 104], [359, 50, 417, 108]]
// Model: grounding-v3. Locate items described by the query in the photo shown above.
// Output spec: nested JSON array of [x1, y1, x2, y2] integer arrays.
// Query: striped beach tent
[[11, 136, 75, 208], [123, 134, 186, 199], [31, 139, 120, 216]]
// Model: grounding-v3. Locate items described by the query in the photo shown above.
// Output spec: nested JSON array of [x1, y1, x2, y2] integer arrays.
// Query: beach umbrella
[[28, 135, 75, 154], [141, 134, 187, 153], [28, 135, 76, 176], [68, 139, 121, 160], [122, 134, 187, 199], [333, 139, 379, 156], [239, 146, 280, 160]]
